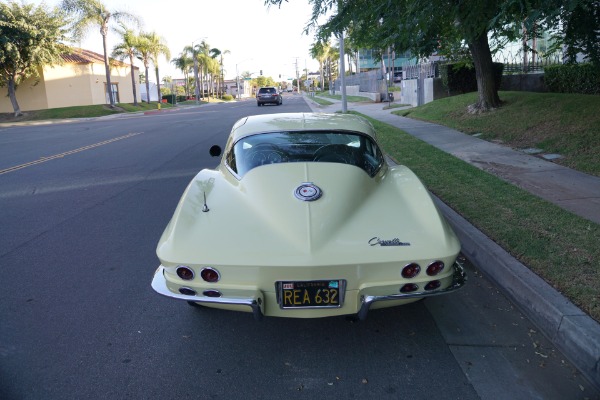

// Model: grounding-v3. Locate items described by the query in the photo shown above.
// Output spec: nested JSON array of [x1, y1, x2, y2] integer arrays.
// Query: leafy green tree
[[0, 1, 69, 116], [545, 0, 600, 65], [253, 76, 276, 87], [111, 24, 141, 106], [267, 0, 584, 112], [143, 31, 170, 102], [61, 0, 139, 107]]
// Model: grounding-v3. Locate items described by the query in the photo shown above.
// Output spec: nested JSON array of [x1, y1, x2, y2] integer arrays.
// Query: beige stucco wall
[[0, 61, 137, 113], [0, 70, 49, 113]]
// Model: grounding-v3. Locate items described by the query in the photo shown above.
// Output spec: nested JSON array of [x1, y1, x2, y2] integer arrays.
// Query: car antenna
[[202, 192, 209, 212]]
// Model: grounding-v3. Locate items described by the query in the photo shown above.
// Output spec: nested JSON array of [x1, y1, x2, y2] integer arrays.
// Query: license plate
[[277, 280, 345, 309]]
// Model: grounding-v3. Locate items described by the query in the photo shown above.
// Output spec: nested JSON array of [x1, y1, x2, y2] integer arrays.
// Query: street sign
[[244, 78, 251, 81]]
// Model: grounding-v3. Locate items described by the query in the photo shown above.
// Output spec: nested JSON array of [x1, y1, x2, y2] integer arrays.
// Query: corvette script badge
[[294, 183, 322, 202], [369, 237, 411, 246]]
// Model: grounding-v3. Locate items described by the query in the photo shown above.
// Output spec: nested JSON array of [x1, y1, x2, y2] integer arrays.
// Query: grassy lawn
[[394, 91, 600, 177], [316, 92, 373, 102], [360, 113, 600, 323], [0, 102, 177, 123], [310, 96, 334, 106]]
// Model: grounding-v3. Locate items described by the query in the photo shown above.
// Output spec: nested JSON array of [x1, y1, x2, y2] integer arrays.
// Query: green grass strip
[[360, 113, 600, 322]]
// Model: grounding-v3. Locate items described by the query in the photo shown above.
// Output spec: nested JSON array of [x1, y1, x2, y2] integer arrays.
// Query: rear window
[[258, 88, 276, 94], [225, 131, 383, 178]]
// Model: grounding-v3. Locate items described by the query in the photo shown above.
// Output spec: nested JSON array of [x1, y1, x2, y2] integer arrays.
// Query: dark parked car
[[256, 87, 282, 106]]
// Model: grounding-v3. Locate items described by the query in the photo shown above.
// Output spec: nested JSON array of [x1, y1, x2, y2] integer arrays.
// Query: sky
[[34, 0, 322, 82]]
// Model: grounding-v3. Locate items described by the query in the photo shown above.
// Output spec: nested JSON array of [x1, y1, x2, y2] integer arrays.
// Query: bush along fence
[[544, 64, 600, 95]]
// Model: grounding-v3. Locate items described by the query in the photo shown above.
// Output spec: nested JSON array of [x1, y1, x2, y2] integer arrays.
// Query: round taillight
[[425, 280, 441, 290], [400, 283, 419, 293], [200, 267, 220, 283], [176, 266, 195, 280], [426, 261, 445, 276], [402, 263, 421, 279], [203, 290, 222, 298], [179, 287, 196, 296]]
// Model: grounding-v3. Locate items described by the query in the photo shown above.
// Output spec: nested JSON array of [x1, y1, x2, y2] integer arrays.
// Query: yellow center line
[[0, 132, 143, 175]]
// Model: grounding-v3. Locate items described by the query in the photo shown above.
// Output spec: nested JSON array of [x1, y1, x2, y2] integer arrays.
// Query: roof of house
[[62, 48, 135, 69]]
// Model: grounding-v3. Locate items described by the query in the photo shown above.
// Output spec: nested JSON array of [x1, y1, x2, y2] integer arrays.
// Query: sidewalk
[[304, 94, 600, 390]]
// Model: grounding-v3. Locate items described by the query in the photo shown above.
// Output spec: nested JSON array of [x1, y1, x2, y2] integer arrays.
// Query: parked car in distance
[[151, 113, 466, 320], [256, 86, 282, 106]]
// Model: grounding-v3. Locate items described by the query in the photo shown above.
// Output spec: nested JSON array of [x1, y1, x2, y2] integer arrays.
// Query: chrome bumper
[[356, 260, 467, 320], [151, 260, 466, 322], [151, 266, 265, 321]]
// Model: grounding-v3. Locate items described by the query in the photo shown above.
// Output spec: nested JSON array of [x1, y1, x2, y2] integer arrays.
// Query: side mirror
[[209, 145, 222, 157]]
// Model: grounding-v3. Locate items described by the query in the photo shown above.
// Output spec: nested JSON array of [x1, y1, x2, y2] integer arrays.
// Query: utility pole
[[293, 57, 299, 93], [338, 0, 347, 112], [339, 28, 348, 112]]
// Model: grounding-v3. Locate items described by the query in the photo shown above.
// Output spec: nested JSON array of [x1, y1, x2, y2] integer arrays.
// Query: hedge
[[544, 64, 600, 95]]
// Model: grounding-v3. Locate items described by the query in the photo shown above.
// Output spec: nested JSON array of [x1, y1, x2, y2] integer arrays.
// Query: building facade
[[0, 49, 138, 114]]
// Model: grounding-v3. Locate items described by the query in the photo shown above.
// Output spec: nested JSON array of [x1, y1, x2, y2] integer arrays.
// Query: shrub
[[161, 94, 175, 104], [221, 94, 234, 101], [544, 64, 600, 95]]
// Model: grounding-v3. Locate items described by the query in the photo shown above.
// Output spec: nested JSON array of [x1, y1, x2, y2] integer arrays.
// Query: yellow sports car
[[151, 113, 466, 320]]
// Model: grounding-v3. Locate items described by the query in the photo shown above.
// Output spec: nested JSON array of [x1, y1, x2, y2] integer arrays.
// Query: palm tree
[[172, 53, 193, 98], [61, 0, 138, 107], [143, 32, 170, 103], [206, 56, 220, 97], [111, 24, 140, 106], [198, 40, 211, 100], [135, 34, 152, 103], [183, 43, 203, 101], [310, 41, 328, 91], [210, 48, 229, 97]]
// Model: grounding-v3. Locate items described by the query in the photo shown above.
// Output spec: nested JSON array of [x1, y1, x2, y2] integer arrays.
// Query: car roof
[[230, 113, 376, 142]]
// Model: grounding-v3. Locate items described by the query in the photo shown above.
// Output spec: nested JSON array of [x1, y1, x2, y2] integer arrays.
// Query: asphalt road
[[0, 94, 597, 400]]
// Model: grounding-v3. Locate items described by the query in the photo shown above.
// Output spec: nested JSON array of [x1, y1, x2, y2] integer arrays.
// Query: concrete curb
[[306, 95, 600, 389], [433, 197, 600, 390]]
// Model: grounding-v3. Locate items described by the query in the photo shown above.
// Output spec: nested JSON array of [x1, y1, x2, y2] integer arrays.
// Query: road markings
[[0, 132, 142, 175]]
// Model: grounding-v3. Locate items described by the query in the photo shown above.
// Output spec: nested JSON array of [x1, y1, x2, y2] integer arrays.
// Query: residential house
[[0, 48, 138, 114]]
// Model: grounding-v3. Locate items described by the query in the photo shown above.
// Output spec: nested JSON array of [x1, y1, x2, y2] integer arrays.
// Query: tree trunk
[[320, 60, 324, 91], [145, 65, 151, 103], [7, 77, 22, 117], [155, 67, 161, 102], [129, 55, 138, 106], [467, 32, 501, 113], [101, 28, 115, 107], [200, 65, 204, 100]]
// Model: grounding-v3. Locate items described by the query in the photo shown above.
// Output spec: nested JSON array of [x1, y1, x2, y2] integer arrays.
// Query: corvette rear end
[[151, 113, 466, 320]]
